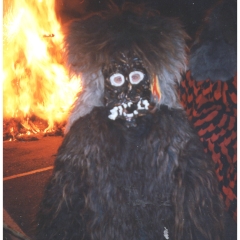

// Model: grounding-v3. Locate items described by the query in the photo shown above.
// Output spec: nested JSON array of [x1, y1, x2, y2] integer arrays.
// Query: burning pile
[[3, 0, 81, 141]]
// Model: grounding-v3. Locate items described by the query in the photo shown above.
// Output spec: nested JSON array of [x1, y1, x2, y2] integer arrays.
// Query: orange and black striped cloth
[[179, 70, 237, 221]]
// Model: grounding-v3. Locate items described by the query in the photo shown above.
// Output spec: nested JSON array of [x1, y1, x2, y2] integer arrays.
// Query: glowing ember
[[3, 0, 81, 134]]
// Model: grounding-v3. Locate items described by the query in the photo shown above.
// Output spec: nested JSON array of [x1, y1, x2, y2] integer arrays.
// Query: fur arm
[[173, 124, 224, 240], [36, 132, 92, 240], [154, 107, 224, 240], [36, 108, 116, 240]]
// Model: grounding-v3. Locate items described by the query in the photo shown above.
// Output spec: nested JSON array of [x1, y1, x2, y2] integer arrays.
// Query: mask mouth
[[108, 98, 151, 121]]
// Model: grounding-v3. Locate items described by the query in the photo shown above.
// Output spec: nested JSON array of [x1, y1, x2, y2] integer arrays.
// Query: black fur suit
[[36, 107, 223, 240], [36, 4, 224, 240]]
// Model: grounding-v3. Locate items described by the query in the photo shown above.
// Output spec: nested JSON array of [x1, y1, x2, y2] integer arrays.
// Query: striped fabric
[[179, 70, 237, 221]]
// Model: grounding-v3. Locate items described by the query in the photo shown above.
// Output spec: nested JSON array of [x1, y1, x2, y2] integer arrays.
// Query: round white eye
[[129, 71, 144, 84], [110, 73, 125, 86]]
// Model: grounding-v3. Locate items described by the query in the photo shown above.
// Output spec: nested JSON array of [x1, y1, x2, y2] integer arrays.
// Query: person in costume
[[179, 0, 237, 224], [36, 4, 224, 240]]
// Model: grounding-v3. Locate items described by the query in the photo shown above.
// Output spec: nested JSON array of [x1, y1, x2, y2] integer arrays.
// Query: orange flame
[[151, 75, 161, 103], [3, 0, 81, 130]]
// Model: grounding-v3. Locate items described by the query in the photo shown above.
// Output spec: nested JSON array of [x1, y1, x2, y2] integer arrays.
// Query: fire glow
[[3, 0, 81, 138]]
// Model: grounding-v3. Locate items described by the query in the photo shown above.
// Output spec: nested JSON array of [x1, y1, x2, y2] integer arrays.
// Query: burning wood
[[3, 116, 65, 142], [3, 0, 81, 141]]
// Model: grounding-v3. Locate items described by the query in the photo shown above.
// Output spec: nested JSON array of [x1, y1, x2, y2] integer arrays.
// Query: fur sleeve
[[153, 107, 224, 240], [35, 113, 101, 239], [177, 131, 224, 239]]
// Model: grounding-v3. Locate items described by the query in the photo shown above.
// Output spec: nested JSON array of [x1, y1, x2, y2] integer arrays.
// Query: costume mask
[[102, 54, 155, 127]]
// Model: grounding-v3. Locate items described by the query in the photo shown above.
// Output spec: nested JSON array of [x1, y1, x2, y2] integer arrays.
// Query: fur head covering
[[189, 0, 237, 81], [63, 3, 188, 132]]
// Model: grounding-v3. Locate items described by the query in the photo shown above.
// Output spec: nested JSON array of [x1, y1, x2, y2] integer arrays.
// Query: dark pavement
[[3, 136, 63, 239]]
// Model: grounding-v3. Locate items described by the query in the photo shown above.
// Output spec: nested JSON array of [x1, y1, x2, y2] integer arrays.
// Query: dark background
[[55, 0, 220, 39]]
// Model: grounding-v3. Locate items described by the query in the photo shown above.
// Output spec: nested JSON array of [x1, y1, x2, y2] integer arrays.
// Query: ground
[[3, 136, 63, 239]]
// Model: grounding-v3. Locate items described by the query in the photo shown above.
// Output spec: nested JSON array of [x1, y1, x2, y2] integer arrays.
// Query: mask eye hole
[[110, 73, 125, 86], [129, 71, 144, 84]]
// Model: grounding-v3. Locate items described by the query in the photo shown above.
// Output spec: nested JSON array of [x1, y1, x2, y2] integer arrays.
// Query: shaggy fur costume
[[36, 107, 223, 240], [36, 4, 224, 240]]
